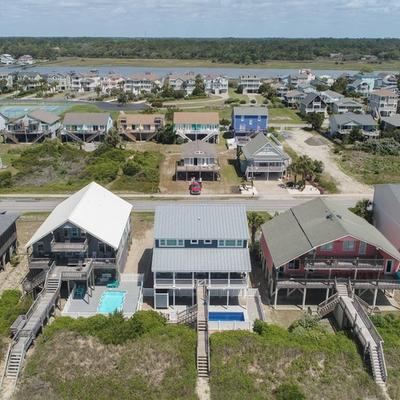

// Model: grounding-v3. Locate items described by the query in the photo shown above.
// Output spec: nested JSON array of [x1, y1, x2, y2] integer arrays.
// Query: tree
[[350, 199, 373, 223], [331, 76, 349, 95], [247, 212, 267, 246], [95, 85, 102, 98], [348, 126, 364, 143], [305, 112, 325, 131], [117, 91, 128, 105], [157, 124, 175, 144], [192, 74, 205, 97], [288, 155, 324, 185], [104, 128, 121, 148]]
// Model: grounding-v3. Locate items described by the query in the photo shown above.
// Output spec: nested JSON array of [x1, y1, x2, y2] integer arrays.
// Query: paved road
[[0, 195, 371, 214]]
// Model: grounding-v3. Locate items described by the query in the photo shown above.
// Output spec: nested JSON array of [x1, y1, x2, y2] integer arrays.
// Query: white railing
[[120, 273, 143, 282], [208, 321, 253, 331]]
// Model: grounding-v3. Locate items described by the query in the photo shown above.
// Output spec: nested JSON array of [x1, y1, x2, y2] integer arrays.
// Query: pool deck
[[62, 275, 143, 318]]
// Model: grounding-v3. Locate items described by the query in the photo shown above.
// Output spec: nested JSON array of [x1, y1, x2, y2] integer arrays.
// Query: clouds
[[0, 0, 399, 37]]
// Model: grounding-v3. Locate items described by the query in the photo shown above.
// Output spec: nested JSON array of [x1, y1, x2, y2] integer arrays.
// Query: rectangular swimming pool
[[97, 291, 126, 314], [208, 312, 245, 322]]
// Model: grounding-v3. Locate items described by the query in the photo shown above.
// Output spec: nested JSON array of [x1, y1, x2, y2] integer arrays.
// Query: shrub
[[82, 161, 120, 182], [356, 138, 400, 156], [122, 159, 141, 176], [275, 383, 306, 400], [239, 99, 246, 104], [0, 290, 32, 336], [0, 170, 12, 188]]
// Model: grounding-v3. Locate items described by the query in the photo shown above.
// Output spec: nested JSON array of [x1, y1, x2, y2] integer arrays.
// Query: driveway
[[283, 128, 373, 195]]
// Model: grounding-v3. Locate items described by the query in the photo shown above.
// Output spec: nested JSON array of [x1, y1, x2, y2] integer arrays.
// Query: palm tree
[[247, 212, 267, 247]]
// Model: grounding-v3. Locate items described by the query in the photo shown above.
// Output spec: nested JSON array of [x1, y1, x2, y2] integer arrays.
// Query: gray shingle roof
[[152, 248, 251, 272], [242, 133, 289, 161], [335, 98, 363, 107], [299, 92, 324, 106], [28, 110, 60, 125], [154, 205, 249, 240], [182, 141, 217, 158], [0, 212, 19, 237], [261, 197, 400, 268], [63, 113, 111, 126], [330, 112, 377, 127], [381, 114, 400, 128], [233, 106, 268, 117]]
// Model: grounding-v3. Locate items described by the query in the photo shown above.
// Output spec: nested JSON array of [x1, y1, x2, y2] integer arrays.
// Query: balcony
[[154, 277, 248, 288], [92, 258, 116, 269], [28, 255, 53, 269], [176, 161, 220, 173], [50, 239, 88, 253], [246, 165, 286, 174], [304, 256, 385, 271]]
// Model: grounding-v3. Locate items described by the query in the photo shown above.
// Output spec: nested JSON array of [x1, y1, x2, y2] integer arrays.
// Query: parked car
[[189, 181, 201, 195]]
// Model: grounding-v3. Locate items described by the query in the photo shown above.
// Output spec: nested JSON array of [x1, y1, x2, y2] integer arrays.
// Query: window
[[178, 240, 184, 247], [237, 240, 243, 247], [159, 239, 183, 247], [218, 240, 225, 247], [160, 239, 166, 246], [385, 260, 393, 274], [288, 259, 300, 270], [359, 241, 367, 255], [225, 240, 236, 247], [204, 240, 212, 245], [343, 240, 355, 251], [218, 240, 242, 247], [190, 240, 199, 245], [166, 239, 177, 246], [320, 243, 333, 251]]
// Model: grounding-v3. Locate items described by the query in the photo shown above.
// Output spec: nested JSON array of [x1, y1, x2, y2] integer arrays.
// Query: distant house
[[101, 74, 125, 94], [167, 73, 196, 96], [0, 212, 19, 269], [151, 205, 251, 310], [16, 72, 43, 91], [260, 197, 400, 309], [238, 75, 261, 94], [381, 115, 400, 131], [70, 72, 101, 92], [374, 73, 398, 91], [124, 73, 161, 95], [232, 106, 268, 144], [0, 54, 15, 65], [47, 73, 71, 92], [0, 112, 8, 131], [176, 141, 220, 181], [239, 133, 291, 180], [329, 113, 379, 138], [283, 90, 305, 108], [17, 55, 34, 65], [117, 112, 165, 141], [173, 112, 220, 143], [320, 90, 345, 105], [203, 74, 228, 95], [62, 113, 113, 143], [0, 72, 14, 88], [331, 98, 364, 114], [347, 78, 375, 97], [368, 89, 399, 118], [3, 110, 61, 144], [373, 184, 400, 251], [299, 93, 327, 116]]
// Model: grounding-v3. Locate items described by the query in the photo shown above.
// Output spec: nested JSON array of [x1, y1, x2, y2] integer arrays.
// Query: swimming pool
[[97, 291, 126, 314], [208, 312, 245, 322]]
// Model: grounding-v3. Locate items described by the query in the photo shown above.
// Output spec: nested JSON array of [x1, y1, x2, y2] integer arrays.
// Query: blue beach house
[[232, 106, 268, 144]]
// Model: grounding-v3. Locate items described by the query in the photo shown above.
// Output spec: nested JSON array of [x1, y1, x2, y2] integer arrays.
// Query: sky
[[0, 0, 400, 37]]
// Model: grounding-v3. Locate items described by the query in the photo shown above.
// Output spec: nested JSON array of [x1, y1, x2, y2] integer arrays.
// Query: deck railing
[[50, 239, 88, 252], [155, 277, 248, 287], [305, 257, 385, 270]]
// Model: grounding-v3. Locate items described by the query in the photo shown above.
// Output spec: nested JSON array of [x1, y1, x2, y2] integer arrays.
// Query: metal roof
[[0, 212, 19, 237], [26, 182, 132, 249], [154, 205, 249, 240], [152, 248, 251, 272], [233, 106, 268, 116], [261, 197, 400, 268]]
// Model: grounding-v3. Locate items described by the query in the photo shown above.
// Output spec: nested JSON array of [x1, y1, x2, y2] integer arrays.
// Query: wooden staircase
[[196, 283, 210, 378], [121, 130, 137, 142], [316, 293, 339, 318], [1, 130, 18, 144], [176, 304, 197, 325]]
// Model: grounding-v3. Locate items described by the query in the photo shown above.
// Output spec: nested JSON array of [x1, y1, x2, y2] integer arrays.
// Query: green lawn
[[16, 312, 197, 400], [268, 108, 303, 124], [210, 320, 383, 400], [338, 149, 400, 185]]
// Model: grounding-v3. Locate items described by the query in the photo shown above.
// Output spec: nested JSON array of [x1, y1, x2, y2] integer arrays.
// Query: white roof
[[26, 182, 132, 249]]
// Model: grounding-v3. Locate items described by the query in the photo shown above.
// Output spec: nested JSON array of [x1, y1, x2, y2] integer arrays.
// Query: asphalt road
[[0, 195, 371, 214]]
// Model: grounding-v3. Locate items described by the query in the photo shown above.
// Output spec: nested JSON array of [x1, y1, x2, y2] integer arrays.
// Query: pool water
[[208, 312, 245, 322], [97, 291, 126, 314]]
